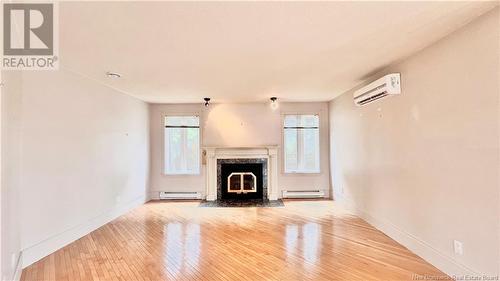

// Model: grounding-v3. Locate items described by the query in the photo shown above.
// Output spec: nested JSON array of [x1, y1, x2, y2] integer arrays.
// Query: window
[[283, 114, 320, 173], [164, 115, 200, 175]]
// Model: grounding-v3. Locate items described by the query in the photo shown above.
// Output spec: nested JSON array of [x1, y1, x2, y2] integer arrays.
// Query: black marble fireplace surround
[[217, 158, 268, 201]]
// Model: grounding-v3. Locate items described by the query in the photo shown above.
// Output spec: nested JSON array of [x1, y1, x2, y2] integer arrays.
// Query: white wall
[[329, 8, 499, 277], [149, 102, 330, 199], [1, 71, 23, 281], [19, 69, 150, 267]]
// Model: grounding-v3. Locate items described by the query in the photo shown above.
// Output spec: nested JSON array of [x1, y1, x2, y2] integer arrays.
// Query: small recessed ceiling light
[[106, 71, 121, 79], [204, 97, 211, 107]]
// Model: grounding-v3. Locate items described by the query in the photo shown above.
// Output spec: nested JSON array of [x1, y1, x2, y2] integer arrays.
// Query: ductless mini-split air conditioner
[[353, 73, 401, 106]]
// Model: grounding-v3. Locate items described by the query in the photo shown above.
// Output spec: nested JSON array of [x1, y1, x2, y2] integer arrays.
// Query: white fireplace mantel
[[203, 146, 279, 201]]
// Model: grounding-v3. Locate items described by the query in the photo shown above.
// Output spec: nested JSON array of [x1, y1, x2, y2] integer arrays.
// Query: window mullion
[[165, 129, 170, 174], [298, 128, 304, 171], [181, 128, 188, 172]]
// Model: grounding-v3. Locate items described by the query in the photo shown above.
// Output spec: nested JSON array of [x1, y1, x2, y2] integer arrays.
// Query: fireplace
[[204, 146, 278, 201], [218, 159, 267, 200]]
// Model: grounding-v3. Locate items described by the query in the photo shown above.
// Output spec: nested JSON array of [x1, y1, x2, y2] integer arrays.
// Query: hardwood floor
[[21, 200, 446, 281]]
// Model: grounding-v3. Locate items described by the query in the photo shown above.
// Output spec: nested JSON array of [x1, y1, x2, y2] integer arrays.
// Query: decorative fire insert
[[227, 172, 257, 194], [217, 158, 267, 200]]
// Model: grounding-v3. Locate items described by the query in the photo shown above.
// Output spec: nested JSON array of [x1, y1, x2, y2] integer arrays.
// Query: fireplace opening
[[220, 162, 264, 200]]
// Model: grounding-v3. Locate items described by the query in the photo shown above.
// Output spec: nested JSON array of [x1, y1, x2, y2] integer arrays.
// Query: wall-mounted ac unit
[[353, 73, 401, 106], [159, 191, 202, 200], [282, 190, 325, 199]]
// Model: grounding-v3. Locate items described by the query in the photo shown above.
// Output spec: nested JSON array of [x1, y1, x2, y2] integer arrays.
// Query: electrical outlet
[[453, 240, 463, 255]]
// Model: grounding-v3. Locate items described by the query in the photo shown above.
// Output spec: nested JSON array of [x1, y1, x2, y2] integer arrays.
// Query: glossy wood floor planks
[[21, 200, 446, 281]]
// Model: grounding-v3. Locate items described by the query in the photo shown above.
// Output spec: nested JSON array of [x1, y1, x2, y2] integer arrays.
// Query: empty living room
[[1, 1, 499, 280]]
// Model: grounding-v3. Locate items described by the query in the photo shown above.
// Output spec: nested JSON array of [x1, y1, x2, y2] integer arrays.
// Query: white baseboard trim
[[149, 191, 159, 200], [21, 195, 147, 268], [12, 253, 23, 281], [337, 200, 478, 278]]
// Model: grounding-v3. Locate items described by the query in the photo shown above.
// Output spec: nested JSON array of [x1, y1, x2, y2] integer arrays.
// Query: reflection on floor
[[21, 200, 446, 281]]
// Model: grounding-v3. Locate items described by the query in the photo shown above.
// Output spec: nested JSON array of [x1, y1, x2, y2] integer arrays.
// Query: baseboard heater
[[282, 190, 325, 199], [159, 191, 202, 200]]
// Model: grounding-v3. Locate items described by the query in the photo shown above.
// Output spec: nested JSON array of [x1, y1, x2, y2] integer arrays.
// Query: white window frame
[[162, 113, 202, 176], [282, 113, 321, 174]]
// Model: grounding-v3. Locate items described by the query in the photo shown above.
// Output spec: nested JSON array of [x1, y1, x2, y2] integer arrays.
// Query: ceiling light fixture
[[106, 71, 121, 79], [270, 97, 278, 110], [204, 97, 211, 107]]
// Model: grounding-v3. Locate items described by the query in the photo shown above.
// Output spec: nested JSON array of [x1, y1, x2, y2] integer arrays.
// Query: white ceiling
[[59, 1, 497, 103]]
